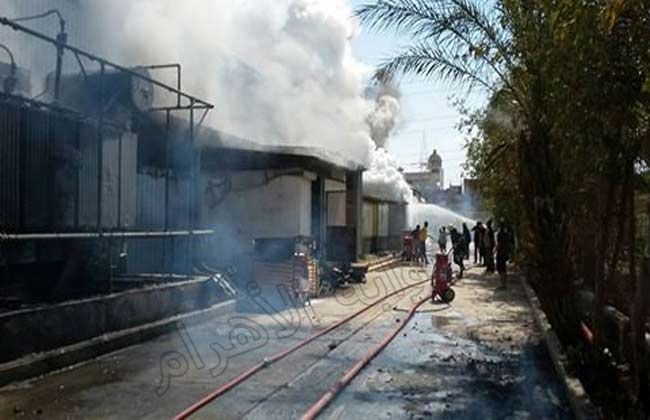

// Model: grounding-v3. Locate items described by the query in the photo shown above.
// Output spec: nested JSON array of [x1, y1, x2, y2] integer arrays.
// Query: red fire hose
[[301, 293, 430, 420], [174, 278, 429, 419]]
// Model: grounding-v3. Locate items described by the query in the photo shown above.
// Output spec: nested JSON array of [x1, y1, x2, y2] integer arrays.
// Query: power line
[[400, 115, 459, 123], [392, 127, 458, 137], [394, 150, 466, 158]]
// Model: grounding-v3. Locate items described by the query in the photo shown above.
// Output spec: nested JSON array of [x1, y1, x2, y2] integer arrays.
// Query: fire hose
[[301, 293, 430, 420], [174, 277, 429, 419]]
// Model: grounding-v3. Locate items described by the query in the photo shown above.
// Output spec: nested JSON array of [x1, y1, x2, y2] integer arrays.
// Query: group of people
[[471, 219, 514, 287], [405, 218, 514, 288], [408, 222, 431, 265]]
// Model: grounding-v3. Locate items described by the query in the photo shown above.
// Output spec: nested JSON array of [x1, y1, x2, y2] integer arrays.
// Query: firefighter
[[449, 226, 466, 279], [418, 222, 430, 265]]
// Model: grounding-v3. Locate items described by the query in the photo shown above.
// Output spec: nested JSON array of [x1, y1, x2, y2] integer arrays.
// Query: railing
[[0, 14, 217, 285]]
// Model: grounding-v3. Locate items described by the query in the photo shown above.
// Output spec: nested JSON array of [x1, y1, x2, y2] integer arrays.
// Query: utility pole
[[419, 131, 427, 170]]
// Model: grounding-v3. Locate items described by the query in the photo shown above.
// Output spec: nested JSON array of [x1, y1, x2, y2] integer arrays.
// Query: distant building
[[404, 149, 445, 202], [427, 149, 445, 186]]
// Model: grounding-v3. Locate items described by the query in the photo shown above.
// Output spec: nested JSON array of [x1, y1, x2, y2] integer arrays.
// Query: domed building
[[403, 149, 445, 202], [427, 149, 444, 188]]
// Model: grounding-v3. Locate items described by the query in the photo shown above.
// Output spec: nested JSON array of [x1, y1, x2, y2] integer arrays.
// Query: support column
[[346, 170, 363, 261], [311, 176, 327, 258]]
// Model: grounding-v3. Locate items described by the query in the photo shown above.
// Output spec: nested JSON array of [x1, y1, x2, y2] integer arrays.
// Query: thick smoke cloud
[[366, 80, 401, 148], [86, 0, 375, 166], [364, 81, 413, 203], [2, 0, 415, 203], [367, 95, 401, 148], [364, 148, 413, 203], [91, 0, 414, 203]]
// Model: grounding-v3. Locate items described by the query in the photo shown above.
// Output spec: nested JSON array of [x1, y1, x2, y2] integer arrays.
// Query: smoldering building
[[0, 3, 371, 378]]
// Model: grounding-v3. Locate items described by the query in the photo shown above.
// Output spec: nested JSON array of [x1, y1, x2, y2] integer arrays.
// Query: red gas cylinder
[[432, 253, 455, 303], [434, 253, 449, 282]]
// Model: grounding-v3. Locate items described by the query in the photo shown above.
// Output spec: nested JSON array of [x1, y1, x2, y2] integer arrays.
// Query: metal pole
[[165, 111, 171, 231], [165, 110, 171, 278], [108, 237, 113, 292], [74, 123, 80, 228], [117, 132, 123, 229], [0, 230, 215, 241], [0, 18, 213, 109], [189, 100, 195, 272], [176, 65, 181, 108], [97, 63, 105, 231], [53, 22, 66, 101]]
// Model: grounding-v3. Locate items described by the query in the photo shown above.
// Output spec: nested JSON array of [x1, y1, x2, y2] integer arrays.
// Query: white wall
[[200, 170, 312, 261], [327, 191, 346, 227], [325, 179, 345, 192], [378, 203, 389, 237], [362, 202, 374, 238]]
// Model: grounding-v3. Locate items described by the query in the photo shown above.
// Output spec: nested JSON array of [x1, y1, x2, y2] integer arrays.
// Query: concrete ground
[[0, 264, 571, 419]]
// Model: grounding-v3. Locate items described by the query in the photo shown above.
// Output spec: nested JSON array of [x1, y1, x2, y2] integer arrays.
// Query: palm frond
[[356, 0, 446, 37], [375, 41, 494, 91], [357, 0, 515, 94]]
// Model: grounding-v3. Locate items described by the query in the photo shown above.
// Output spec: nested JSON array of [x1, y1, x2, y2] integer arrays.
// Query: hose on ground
[[173, 276, 429, 419], [301, 293, 431, 420]]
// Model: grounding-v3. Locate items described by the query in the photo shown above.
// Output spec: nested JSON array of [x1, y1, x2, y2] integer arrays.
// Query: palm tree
[[357, 1, 582, 342], [355, 0, 520, 102]]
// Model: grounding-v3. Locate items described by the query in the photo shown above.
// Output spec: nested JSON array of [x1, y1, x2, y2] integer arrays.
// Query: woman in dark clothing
[[462, 223, 471, 260], [484, 220, 496, 273], [496, 226, 511, 288], [472, 222, 484, 264]]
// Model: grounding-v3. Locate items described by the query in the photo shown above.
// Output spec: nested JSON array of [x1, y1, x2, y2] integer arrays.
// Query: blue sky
[[348, 0, 488, 185]]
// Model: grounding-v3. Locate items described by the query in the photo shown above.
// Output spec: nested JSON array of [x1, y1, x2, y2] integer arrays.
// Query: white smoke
[[367, 95, 401, 148], [91, 0, 415, 203], [363, 81, 412, 203], [408, 202, 475, 230], [85, 0, 375, 166], [363, 147, 413, 203], [2, 0, 416, 203]]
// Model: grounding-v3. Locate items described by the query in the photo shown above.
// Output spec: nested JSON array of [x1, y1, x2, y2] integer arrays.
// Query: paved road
[[0, 265, 571, 419]]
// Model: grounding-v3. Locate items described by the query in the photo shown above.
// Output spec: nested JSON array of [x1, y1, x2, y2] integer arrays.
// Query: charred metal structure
[[0, 13, 365, 308], [0, 7, 369, 384], [0, 16, 214, 304]]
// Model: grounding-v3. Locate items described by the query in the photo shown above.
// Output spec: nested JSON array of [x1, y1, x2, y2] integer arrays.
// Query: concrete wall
[[362, 199, 394, 255], [362, 202, 375, 239], [362, 200, 389, 238], [327, 191, 346, 227], [325, 179, 345, 192], [326, 180, 346, 227], [199, 170, 313, 263], [346, 170, 363, 260], [388, 203, 408, 250], [0, 278, 227, 364]]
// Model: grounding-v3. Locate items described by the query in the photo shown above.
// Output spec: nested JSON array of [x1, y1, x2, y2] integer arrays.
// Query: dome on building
[[427, 149, 442, 172]]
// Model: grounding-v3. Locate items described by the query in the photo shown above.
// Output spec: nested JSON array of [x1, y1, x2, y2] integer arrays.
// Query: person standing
[[410, 224, 421, 262], [437, 226, 448, 253], [462, 222, 471, 260], [450, 226, 465, 278], [418, 222, 430, 265], [496, 224, 511, 288], [472, 222, 484, 264], [483, 220, 496, 273]]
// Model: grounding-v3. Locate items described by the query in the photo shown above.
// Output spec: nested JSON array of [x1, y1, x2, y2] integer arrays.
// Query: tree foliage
[[358, 0, 650, 410]]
